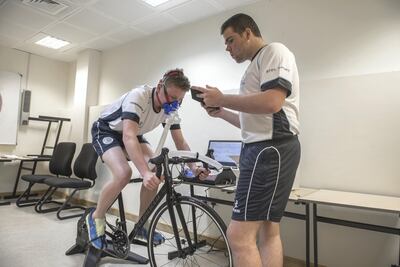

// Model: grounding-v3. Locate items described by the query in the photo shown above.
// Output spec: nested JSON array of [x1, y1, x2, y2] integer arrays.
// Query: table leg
[[313, 203, 318, 267], [306, 203, 310, 267]]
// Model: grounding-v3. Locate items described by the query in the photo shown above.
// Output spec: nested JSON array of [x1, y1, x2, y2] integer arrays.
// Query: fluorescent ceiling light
[[35, 36, 70, 49], [141, 0, 171, 7]]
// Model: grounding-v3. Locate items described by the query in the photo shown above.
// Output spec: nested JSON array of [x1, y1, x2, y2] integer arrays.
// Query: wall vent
[[21, 0, 68, 16]]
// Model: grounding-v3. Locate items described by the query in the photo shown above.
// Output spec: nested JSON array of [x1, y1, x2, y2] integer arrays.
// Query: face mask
[[162, 100, 179, 115]]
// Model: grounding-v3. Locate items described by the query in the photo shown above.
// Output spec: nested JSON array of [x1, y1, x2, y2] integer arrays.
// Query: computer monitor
[[207, 140, 242, 167]]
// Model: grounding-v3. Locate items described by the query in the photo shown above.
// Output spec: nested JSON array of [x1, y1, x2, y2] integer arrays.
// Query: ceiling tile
[[61, 45, 86, 54], [64, 8, 122, 35], [131, 13, 179, 34], [62, 0, 94, 7], [52, 52, 77, 62], [14, 41, 57, 58], [56, 45, 86, 61], [0, 19, 36, 41], [0, 34, 20, 48], [0, 0, 264, 61], [92, 0, 154, 23], [146, 0, 191, 12], [84, 37, 120, 51], [19, 0, 80, 19], [211, 0, 260, 10], [45, 22, 96, 43], [0, 1, 53, 30], [167, 0, 220, 23], [107, 26, 147, 43]]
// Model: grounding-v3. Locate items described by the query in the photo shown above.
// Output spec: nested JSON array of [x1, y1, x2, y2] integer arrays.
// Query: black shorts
[[91, 120, 149, 159], [232, 136, 300, 222]]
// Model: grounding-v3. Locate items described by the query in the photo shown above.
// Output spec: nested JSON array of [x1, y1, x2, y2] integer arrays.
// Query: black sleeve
[[121, 112, 140, 123], [260, 77, 292, 97], [162, 123, 181, 130]]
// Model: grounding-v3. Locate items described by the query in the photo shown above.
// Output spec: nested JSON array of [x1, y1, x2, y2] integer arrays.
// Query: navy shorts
[[91, 120, 149, 159], [232, 136, 300, 222]]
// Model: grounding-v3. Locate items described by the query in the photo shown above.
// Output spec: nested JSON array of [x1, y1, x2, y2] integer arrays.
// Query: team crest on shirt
[[233, 200, 240, 213], [102, 137, 113, 145]]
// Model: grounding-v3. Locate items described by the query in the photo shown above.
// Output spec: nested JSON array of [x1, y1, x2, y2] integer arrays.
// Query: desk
[[186, 181, 317, 267], [0, 155, 51, 200], [300, 190, 400, 267], [285, 188, 319, 267]]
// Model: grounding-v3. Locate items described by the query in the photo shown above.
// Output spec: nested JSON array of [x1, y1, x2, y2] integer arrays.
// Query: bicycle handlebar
[[149, 148, 223, 179], [167, 150, 223, 170]]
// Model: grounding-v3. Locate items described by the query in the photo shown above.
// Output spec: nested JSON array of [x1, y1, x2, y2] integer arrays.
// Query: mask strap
[[155, 87, 163, 108]]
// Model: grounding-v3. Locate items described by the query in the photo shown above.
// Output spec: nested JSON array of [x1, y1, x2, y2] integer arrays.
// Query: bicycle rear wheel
[[148, 196, 232, 267]]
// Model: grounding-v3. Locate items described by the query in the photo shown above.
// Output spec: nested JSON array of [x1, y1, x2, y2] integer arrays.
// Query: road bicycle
[[68, 147, 233, 267]]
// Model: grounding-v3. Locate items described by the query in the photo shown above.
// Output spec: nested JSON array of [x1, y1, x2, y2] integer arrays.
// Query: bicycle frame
[[68, 148, 228, 267], [128, 148, 204, 258], [127, 181, 168, 241]]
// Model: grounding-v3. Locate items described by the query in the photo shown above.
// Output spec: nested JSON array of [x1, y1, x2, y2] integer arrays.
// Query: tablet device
[[190, 87, 204, 104], [190, 87, 220, 112]]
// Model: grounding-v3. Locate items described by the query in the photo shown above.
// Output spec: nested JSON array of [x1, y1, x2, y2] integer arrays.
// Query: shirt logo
[[266, 66, 290, 74], [102, 137, 113, 145], [232, 200, 240, 213]]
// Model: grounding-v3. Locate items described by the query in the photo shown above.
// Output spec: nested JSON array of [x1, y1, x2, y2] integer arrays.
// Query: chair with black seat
[[16, 142, 76, 208], [38, 143, 98, 220]]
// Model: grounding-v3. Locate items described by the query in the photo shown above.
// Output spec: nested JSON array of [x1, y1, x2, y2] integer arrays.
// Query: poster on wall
[[0, 71, 22, 145]]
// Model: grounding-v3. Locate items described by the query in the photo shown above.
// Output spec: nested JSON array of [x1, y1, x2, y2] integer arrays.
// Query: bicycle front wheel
[[148, 196, 232, 267]]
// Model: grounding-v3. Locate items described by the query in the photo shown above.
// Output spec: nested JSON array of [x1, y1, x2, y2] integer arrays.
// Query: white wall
[[0, 45, 73, 193], [300, 72, 400, 196], [90, 1, 400, 266]]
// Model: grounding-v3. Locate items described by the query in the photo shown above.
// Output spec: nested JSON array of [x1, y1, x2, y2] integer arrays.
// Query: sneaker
[[137, 227, 165, 245], [85, 208, 106, 250]]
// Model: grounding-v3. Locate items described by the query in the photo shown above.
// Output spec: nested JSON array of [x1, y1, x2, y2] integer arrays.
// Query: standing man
[[193, 14, 301, 267], [87, 69, 208, 250]]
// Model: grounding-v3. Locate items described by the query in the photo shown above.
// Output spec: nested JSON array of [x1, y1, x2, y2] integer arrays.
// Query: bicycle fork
[[167, 199, 205, 260]]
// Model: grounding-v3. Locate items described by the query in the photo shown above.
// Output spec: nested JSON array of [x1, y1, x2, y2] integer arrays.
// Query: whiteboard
[[0, 71, 22, 145]]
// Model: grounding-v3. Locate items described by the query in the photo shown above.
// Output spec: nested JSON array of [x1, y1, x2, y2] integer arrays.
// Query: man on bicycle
[[87, 69, 209, 250]]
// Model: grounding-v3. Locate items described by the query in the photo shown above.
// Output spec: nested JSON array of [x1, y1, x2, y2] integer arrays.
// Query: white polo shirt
[[239, 42, 300, 143], [98, 85, 180, 135]]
